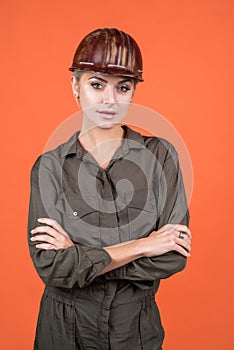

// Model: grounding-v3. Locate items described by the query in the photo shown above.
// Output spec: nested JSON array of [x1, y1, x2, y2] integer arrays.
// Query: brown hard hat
[[69, 28, 144, 82]]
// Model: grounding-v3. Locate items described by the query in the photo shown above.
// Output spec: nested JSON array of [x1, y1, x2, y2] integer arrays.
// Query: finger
[[177, 230, 185, 239], [31, 225, 63, 238], [176, 230, 191, 245], [166, 224, 192, 238], [176, 230, 192, 245], [30, 234, 56, 245], [173, 243, 191, 257], [37, 218, 67, 235], [174, 224, 192, 238], [35, 243, 57, 250], [160, 229, 191, 252], [175, 237, 191, 252]]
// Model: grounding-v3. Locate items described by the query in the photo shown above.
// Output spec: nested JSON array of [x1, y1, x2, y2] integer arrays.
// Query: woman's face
[[72, 71, 136, 129]]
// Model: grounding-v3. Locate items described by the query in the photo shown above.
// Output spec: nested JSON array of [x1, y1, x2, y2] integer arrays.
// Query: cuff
[[76, 245, 112, 286], [104, 266, 126, 280]]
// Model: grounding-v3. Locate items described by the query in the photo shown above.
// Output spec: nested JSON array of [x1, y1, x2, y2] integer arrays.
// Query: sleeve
[[104, 150, 190, 282], [27, 156, 111, 289]]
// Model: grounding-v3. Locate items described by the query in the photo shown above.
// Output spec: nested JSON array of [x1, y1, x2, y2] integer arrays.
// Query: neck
[[78, 120, 125, 149]]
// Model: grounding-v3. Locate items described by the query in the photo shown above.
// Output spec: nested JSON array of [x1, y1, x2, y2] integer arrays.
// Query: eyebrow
[[88, 76, 133, 84]]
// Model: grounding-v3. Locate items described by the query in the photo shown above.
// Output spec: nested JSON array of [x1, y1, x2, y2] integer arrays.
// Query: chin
[[97, 121, 119, 129], [89, 117, 121, 129]]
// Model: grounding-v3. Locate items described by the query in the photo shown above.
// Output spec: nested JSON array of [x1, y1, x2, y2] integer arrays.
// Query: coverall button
[[73, 211, 78, 216]]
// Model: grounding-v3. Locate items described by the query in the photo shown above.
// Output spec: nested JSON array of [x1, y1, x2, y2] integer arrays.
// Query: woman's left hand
[[30, 218, 75, 250]]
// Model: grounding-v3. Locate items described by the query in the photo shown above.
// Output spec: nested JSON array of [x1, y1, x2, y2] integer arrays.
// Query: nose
[[103, 86, 117, 104]]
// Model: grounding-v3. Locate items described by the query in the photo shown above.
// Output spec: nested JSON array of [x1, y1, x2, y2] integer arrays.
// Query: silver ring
[[179, 232, 185, 239]]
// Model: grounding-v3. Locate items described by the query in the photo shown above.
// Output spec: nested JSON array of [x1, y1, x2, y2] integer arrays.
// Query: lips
[[98, 110, 117, 119], [98, 110, 116, 115]]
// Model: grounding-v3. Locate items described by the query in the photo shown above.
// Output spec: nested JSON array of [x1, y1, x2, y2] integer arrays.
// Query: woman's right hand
[[141, 224, 192, 258]]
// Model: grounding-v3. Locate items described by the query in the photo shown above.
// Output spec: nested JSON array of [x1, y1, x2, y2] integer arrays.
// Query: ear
[[70, 76, 79, 97]]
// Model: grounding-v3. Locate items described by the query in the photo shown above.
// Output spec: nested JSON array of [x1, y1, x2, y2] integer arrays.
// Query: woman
[[28, 28, 191, 350]]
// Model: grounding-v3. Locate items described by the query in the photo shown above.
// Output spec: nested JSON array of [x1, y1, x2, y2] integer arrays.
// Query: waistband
[[43, 284, 156, 308]]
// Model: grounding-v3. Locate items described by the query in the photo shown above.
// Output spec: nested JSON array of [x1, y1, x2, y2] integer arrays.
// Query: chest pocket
[[55, 193, 101, 247], [126, 187, 158, 240]]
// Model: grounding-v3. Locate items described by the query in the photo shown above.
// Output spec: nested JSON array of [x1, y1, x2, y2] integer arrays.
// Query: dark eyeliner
[[119, 85, 131, 92], [91, 82, 102, 89]]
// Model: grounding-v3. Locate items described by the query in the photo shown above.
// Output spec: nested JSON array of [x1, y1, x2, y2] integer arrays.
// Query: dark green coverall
[[27, 124, 190, 350]]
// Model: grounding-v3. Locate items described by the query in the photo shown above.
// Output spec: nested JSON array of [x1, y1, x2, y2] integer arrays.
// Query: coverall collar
[[61, 124, 145, 159]]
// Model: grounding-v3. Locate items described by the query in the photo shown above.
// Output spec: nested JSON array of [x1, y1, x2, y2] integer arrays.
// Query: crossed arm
[[28, 152, 191, 288], [30, 218, 191, 273]]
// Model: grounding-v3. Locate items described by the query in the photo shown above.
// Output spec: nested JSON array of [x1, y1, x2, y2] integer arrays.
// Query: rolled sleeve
[[28, 155, 111, 289], [105, 150, 190, 282]]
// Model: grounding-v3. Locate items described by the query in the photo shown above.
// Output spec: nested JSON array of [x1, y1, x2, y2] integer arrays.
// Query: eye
[[91, 82, 103, 89], [118, 85, 131, 93]]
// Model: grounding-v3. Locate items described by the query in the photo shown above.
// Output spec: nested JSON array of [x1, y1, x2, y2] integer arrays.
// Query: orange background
[[1, 0, 234, 349]]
